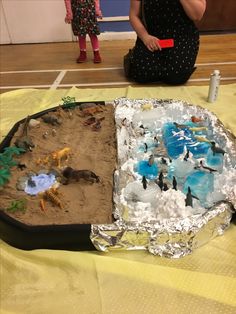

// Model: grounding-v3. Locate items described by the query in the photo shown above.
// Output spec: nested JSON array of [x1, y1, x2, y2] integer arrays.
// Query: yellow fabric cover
[[0, 85, 236, 314]]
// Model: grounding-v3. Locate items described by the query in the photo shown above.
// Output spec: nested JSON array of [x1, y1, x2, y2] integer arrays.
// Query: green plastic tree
[[0, 146, 26, 187], [62, 96, 76, 109], [0, 168, 11, 186]]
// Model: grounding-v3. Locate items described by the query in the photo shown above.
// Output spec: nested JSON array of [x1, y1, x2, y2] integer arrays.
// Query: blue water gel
[[188, 141, 211, 158], [162, 122, 210, 159], [206, 148, 224, 172], [183, 170, 214, 205], [135, 160, 158, 179], [24, 173, 56, 196]]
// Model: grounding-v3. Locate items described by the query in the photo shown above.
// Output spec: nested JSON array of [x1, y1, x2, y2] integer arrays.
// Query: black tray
[[0, 101, 108, 251]]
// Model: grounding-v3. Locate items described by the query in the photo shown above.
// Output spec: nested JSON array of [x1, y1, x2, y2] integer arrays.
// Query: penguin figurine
[[159, 171, 164, 181], [163, 183, 169, 191], [154, 136, 159, 144], [142, 176, 147, 190], [161, 157, 167, 164], [172, 176, 177, 190], [144, 143, 148, 153], [155, 172, 164, 190], [200, 160, 217, 173], [184, 149, 190, 161], [210, 142, 226, 155], [185, 187, 199, 207], [185, 187, 193, 207]]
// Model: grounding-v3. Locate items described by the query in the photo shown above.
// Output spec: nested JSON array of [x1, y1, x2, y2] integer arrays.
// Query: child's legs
[[89, 34, 99, 51], [78, 35, 86, 51]]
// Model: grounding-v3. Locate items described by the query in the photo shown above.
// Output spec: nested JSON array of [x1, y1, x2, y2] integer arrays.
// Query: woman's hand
[[143, 35, 162, 52], [129, 0, 161, 51]]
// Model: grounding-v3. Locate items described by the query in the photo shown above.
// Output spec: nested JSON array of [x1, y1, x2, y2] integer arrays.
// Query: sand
[[0, 103, 117, 225]]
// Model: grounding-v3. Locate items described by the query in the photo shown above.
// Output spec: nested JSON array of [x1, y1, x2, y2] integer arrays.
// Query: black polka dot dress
[[130, 0, 199, 84]]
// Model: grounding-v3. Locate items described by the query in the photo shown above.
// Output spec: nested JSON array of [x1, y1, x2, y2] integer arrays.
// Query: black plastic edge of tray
[[0, 101, 106, 251]]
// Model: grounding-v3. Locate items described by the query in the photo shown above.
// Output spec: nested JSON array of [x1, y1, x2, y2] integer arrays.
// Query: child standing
[[64, 0, 102, 63]]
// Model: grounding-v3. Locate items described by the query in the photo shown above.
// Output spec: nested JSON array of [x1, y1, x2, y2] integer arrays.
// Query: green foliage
[[3, 146, 26, 156], [0, 146, 25, 186], [6, 199, 27, 213], [62, 96, 76, 108], [0, 168, 11, 186]]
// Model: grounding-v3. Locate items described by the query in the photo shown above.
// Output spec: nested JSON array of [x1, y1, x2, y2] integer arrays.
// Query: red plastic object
[[158, 39, 174, 48]]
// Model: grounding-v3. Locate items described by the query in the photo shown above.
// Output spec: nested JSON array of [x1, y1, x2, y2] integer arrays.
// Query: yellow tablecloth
[[0, 85, 236, 314]]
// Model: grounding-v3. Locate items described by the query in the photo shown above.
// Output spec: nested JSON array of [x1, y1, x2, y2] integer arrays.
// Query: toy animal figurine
[[80, 106, 103, 117], [141, 103, 153, 111], [185, 187, 193, 207], [17, 163, 27, 170], [173, 122, 188, 129], [142, 175, 147, 190], [27, 177, 36, 187], [163, 183, 169, 191], [36, 155, 50, 166], [155, 172, 164, 190], [83, 116, 97, 126], [184, 149, 190, 161], [79, 102, 100, 110], [62, 166, 100, 184], [14, 116, 35, 152], [84, 117, 105, 129], [41, 114, 62, 126], [191, 116, 203, 123], [172, 176, 177, 190], [91, 121, 102, 131], [144, 143, 148, 153], [148, 155, 155, 166], [185, 187, 199, 207], [51, 147, 71, 168], [153, 141, 167, 157], [189, 126, 208, 132], [121, 118, 127, 126], [56, 105, 67, 118], [210, 142, 226, 155], [39, 199, 46, 212], [154, 136, 159, 144], [161, 157, 167, 164], [194, 135, 211, 143], [198, 160, 217, 172], [42, 187, 64, 209]]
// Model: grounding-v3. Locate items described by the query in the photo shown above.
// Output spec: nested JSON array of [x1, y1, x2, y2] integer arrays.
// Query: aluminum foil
[[90, 98, 236, 258]]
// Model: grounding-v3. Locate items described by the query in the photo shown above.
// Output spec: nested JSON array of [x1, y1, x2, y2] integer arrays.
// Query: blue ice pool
[[206, 148, 224, 172], [162, 122, 210, 159], [183, 170, 214, 206], [135, 160, 158, 179]]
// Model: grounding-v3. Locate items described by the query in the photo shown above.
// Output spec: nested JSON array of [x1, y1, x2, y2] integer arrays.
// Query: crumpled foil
[[90, 98, 236, 258]]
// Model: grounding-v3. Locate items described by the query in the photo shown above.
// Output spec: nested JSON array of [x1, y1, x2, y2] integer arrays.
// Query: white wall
[[0, 1, 11, 44], [0, 0, 134, 44], [1, 0, 72, 44]]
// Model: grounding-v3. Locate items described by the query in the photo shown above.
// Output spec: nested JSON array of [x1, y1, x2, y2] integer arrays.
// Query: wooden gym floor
[[0, 34, 236, 94]]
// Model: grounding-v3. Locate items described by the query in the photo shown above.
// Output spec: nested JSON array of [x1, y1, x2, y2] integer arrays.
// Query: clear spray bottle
[[207, 70, 221, 103]]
